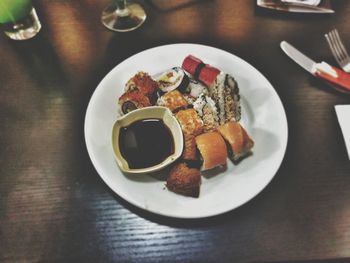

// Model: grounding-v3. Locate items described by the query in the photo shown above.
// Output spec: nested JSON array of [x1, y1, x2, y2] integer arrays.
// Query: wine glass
[[101, 0, 146, 32]]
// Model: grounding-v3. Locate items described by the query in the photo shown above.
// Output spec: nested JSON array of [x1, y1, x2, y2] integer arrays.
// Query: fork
[[325, 29, 350, 73]]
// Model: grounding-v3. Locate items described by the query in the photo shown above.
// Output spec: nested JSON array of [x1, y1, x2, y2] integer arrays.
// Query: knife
[[258, 0, 335, 13], [280, 41, 350, 92]]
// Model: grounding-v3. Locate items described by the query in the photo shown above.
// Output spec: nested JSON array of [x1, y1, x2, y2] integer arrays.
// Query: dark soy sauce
[[119, 119, 174, 169]]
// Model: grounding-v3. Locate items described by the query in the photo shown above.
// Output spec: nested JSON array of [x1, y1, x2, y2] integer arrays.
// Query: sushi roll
[[182, 133, 197, 161], [210, 73, 241, 124], [175, 109, 203, 162], [195, 131, 227, 170], [118, 91, 151, 114], [175, 109, 203, 136], [217, 121, 254, 162], [157, 90, 188, 112], [166, 162, 201, 198], [125, 72, 159, 103], [182, 55, 241, 123], [182, 94, 196, 105], [187, 79, 208, 98], [157, 67, 189, 93], [193, 94, 220, 132]]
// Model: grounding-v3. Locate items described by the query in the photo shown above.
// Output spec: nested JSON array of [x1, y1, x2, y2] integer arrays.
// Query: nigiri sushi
[[182, 55, 205, 79], [182, 55, 220, 87]]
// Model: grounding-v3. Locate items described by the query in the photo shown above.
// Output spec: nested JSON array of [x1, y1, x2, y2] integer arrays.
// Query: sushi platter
[[84, 44, 288, 218], [116, 55, 253, 198]]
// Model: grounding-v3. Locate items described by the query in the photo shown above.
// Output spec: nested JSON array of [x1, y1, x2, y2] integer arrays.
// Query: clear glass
[[2, 7, 41, 40], [101, 0, 146, 32], [0, 0, 41, 40]]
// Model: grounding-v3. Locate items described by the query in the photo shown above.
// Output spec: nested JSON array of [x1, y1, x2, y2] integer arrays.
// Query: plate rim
[[84, 43, 288, 219]]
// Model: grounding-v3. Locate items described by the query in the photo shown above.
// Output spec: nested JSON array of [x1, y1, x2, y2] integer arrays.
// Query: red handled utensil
[[281, 41, 350, 93]]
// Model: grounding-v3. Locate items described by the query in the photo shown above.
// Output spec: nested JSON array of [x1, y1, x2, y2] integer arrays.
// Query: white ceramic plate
[[84, 44, 288, 218]]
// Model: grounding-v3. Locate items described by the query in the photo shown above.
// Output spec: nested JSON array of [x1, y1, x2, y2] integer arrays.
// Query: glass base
[[101, 3, 146, 32], [3, 8, 41, 40]]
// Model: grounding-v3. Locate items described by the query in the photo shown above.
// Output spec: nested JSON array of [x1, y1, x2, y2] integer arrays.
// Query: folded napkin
[[335, 105, 350, 160], [281, 0, 321, 5], [257, 0, 333, 13]]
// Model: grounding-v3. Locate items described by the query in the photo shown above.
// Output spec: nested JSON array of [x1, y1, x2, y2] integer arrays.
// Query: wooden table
[[1, 0, 350, 262]]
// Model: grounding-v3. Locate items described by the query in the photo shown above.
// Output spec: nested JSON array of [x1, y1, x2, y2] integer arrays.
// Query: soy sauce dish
[[112, 106, 184, 174]]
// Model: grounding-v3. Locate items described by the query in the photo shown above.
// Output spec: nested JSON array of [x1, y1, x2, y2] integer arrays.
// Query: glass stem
[[116, 0, 130, 17]]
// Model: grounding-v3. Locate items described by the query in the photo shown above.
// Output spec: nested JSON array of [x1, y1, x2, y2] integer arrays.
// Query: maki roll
[[175, 109, 204, 163], [157, 90, 188, 112], [157, 67, 189, 93], [210, 73, 241, 124], [118, 91, 151, 114], [182, 55, 241, 123], [193, 94, 219, 132], [125, 71, 159, 103], [182, 134, 197, 161], [187, 79, 208, 98], [195, 131, 227, 170], [175, 109, 203, 136], [217, 121, 254, 162]]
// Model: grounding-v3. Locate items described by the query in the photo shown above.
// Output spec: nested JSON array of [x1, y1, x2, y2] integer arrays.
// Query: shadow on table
[[6, 32, 68, 90], [107, 152, 291, 228], [309, 74, 350, 96], [254, 259, 350, 263], [146, 0, 213, 13]]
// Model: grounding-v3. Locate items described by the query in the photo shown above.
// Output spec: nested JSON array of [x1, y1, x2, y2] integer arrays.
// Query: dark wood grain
[[1, 0, 350, 262]]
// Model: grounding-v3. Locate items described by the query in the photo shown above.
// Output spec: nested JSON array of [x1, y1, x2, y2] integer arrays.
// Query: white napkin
[[281, 0, 321, 5], [335, 105, 350, 160]]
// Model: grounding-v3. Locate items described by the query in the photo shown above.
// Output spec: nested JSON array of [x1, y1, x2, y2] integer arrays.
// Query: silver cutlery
[[280, 41, 350, 93], [325, 29, 350, 73]]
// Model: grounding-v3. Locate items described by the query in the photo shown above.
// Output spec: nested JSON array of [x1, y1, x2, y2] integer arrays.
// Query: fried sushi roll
[[217, 121, 254, 162], [166, 162, 201, 198], [118, 91, 151, 114], [157, 90, 188, 112], [182, 134, 197, 161], [195, 131, 227, 170], [125, 71, 159, 101], [175, 109, 203, 136]]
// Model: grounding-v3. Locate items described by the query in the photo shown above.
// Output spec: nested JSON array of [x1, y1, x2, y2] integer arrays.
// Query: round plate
[[84, 44, 288, 218]]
